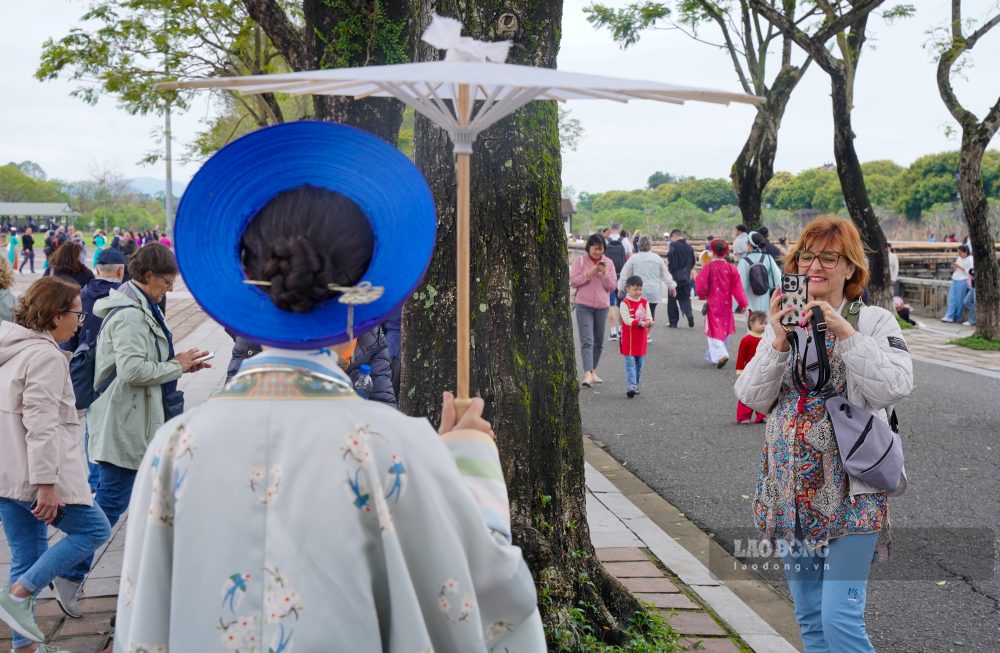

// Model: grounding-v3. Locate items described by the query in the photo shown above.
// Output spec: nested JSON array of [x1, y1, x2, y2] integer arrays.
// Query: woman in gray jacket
[[0, 277, 111, 650], [734, 216, 913, 653], [616, 236, 676, 322]]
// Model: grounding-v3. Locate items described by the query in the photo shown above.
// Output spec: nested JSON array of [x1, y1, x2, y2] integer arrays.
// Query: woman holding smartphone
[[734, 216, 913, 652], [570, 233, 618, 387]]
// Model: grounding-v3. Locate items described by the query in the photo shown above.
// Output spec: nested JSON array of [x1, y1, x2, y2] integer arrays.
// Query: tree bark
[[402, 1, 640, 645], [935, 1, 1000, 340], [245, 0, 416, 145], [830, 66, 890, 307], [958, 131, 1000, 339], [731, 64, 805, 230]]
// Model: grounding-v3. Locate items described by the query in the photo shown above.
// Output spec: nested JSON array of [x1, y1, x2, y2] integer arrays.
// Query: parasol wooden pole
[[454, 83, 473, 414]]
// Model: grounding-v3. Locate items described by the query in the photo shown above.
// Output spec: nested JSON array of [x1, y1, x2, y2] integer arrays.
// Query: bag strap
[[838, 298, 902, 432], [787, 306, 832, 396]]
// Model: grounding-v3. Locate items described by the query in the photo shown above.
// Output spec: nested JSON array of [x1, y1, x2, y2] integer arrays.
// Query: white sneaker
[[962, 321, 972, 326], [941, 317, 954, 323]]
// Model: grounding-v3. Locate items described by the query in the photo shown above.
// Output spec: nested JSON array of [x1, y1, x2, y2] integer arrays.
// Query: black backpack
[[605, 238, 626, 274], [70, 306, 133, 410], [747, 252, 774, 296]]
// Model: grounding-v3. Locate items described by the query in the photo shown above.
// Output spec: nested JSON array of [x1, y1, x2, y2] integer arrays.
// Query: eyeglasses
[[65, 310, 89, 325], [157, 275, 176, 289], [795, 249, 843, 269]]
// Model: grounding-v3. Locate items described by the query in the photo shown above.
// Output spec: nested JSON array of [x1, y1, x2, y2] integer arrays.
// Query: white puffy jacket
[[734, 303, 914, 496]]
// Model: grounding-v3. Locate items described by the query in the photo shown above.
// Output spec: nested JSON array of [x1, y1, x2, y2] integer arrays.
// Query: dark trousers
[[65, 461, 138, 580], [19, 249, 34, 273], [668, 280, 693, 326]]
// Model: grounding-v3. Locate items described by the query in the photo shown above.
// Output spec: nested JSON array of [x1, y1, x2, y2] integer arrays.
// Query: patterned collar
[[240, 347, 352, 386]]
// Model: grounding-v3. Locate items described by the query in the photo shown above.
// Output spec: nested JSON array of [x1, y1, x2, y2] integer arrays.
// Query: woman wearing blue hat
[[112, 122, 545, 653]]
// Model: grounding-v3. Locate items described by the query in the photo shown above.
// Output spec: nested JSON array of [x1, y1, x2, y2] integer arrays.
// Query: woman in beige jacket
[[0, 277, 111, 652]]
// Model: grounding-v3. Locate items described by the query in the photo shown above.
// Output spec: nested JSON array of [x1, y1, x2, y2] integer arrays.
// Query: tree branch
[[967, 11, 1000, 48], [241, 0, 308, 71], [695, 1, 754, 93]]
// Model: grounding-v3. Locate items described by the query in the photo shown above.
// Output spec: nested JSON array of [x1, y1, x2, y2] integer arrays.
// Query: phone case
[[780, 274, 809, 328]]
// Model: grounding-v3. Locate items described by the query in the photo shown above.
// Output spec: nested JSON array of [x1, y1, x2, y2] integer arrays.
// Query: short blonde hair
[[0, 258, 13, 290], [786, 215, 869, 300]]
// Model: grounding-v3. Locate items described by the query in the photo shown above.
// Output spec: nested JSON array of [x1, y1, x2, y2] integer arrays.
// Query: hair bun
[[261, 236, 332, 313]]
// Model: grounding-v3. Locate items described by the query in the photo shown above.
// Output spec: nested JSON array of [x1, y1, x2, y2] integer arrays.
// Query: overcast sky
[[2, 0, 999, 194]]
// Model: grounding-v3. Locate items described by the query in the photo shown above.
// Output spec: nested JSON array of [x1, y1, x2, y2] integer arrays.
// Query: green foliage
[[559, 108, 586, 153], [675, 178, 736, 211], [36, 1, 273, 116], [315, 0, 408, 69], [0, 165, 66, 202], [861, 160, 904, 177], [584, 2, 671, 48], [543, 588, 685, 653], [773, 167, 838, 210], [647, 170, 677, 189], [896, 316, 914, 330], [950, 335, 1000, 350]]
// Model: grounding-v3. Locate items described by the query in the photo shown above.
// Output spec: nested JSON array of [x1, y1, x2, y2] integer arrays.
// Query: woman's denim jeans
[[782, 532, 879, 653], [0, 498, 110, 648], [964, 288, 976, 325], [945, 279, 970, 321]]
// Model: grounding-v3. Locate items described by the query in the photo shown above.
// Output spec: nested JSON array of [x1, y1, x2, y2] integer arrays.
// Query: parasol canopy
[[157, 14, 761, 409]]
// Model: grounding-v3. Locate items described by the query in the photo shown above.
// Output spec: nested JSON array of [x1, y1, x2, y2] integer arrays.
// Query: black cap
[[96, 248, 128, 266]]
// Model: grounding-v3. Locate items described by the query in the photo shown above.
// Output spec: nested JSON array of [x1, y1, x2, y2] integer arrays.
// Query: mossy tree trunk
[[244, 0, 418, 144], [400, 1, 641, 646]]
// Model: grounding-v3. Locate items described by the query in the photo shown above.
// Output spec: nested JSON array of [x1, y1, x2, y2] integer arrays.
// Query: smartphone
[[196, 352, 215, 363], [779, 274, 809, 329], [29, 499, 66, 527]]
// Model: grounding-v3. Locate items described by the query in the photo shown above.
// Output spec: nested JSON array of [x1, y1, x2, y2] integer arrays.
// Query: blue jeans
[[65, 462, 138, 582], [945, 279, 969, 321], [964, 288, 976, 325], [624, 355, 644, 388], [782, 532, 879, 653], [0, 498, 110, 648]]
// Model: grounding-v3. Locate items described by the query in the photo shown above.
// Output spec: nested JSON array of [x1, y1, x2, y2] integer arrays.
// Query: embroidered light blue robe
[[114, 348, 544, 653]]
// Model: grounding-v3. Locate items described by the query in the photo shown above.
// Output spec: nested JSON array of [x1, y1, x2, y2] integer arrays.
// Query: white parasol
[[159, 15, 762, 411]]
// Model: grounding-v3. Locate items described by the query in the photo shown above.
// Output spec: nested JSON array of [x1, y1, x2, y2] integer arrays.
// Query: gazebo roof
[[0, 202, 78, 217]]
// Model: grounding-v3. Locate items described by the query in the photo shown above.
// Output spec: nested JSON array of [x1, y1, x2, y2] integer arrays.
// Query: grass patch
[[950, 334, 1000, 351], [546, 600, 685, 652], [896, 316, 915, 330]]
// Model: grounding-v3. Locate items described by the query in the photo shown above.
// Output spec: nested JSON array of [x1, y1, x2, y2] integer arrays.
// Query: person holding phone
[[74, 243, 210, 583], [735, 216, 913, 653], [570, 233, 618, 387], [0, 277, 112, 650]]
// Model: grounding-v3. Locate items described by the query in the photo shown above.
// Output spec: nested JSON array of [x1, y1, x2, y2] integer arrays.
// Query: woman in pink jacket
[[570, 233, 618, 387], [696, 239, 748, 368]]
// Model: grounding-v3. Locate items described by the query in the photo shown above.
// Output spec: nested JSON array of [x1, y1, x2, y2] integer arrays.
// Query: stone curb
[[585, 451, 802, 653]]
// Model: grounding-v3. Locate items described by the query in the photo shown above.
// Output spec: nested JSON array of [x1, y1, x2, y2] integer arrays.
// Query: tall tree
[[401, 2, 641, 645], [934, 0, 1000, 340], [748, 0, 913, 308], [586, 1, 814, 230], [243, 0, 416, 144]]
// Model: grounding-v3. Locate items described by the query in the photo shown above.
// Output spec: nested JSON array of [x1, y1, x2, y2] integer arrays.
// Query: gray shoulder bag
[[787, 302, 905, 493]]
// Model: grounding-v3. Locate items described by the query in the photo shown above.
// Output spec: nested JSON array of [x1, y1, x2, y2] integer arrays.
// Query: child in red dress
[[736, 311, 767, 423], [620, 275, 653, 398]]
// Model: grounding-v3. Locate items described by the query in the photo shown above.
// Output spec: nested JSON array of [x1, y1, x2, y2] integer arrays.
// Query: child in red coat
[[620, 275, 653, 398], [736, 311, 767, 423]]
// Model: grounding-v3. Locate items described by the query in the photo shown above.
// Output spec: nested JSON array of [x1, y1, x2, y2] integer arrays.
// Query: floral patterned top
[[115, 348, 544, 653], [753, 331, 891, 560]]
